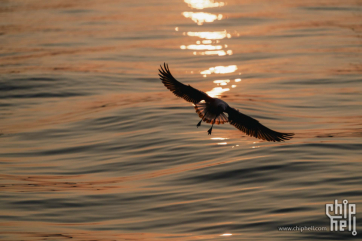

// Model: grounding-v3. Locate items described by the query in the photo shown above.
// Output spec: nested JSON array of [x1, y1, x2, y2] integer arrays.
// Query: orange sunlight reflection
[[199, 40, 211, 44], [213, 79, 230, 85], [180, 44, 223, 50], [184, 0, 225, 9], [187, 30, 231, 39], [180, 0, 236, 128], [201, 65, 237, 75], [201, 50, 232, 56], [183, 12, 223, 25], [206, 87, 230, 98]]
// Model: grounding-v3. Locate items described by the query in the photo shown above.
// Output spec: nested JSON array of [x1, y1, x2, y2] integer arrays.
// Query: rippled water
[[1, 0, 362, 240]]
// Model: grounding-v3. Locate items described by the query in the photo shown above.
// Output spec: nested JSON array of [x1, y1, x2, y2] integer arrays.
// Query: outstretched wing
[[226, 106, 294, 142], [159, 63, 212, 104]]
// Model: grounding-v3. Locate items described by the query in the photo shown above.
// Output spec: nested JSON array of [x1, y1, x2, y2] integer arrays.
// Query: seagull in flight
[[159, 63, 294, 142]]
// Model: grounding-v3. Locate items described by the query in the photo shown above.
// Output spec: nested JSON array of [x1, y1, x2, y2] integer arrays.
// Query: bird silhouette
[[159, 63, 294, 142]]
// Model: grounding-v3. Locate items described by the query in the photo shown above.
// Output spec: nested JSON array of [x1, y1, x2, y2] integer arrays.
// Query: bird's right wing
[[226, 106, 294, 142], [159, 63, 212, 104]]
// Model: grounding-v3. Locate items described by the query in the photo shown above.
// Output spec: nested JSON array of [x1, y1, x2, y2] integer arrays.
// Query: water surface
[[1, 0, 362, 240]]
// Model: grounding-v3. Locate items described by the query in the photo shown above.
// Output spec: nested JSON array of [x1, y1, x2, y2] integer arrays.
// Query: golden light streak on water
[[213, 79, 230, 85], [210, 137, 229, 140], [206, 87, 230, 97], [182, 12, 223, 25], [203, 50, 228, 56], [217, 142, 227, 145], [184, 0, 225, 9], [201, 65, 237, 75], [180, 44, 223, 50], [186, 30, 229, 39]]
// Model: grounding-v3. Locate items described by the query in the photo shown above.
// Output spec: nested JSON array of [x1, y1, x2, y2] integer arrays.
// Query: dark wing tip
[[251, 125, 294, 142], [158, 62, 172, 79], [159, 63, 167, 75], [268, 131, 294, 142], [158, 63, 212, 104], [159, 63, 188, 100], [227, 107, 294, 142]]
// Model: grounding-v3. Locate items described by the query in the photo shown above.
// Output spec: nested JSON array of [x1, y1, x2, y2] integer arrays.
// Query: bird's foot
[[207, 128, 212, 135], [196, 120, 202, 128]]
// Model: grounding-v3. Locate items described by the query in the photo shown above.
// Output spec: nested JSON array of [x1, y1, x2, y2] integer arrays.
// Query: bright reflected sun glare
[[202, 50, 231, 56], [203, 50, 224, 56], [187, 30, 230, 39], [213, 79, 230, 85], [183, 12, 223, 25], [184, 0, 225, 9], [206, 87, 230, 97], [201, 65, 237, 75], [180, 44, 223, 50], [211, 137, 229, 140]]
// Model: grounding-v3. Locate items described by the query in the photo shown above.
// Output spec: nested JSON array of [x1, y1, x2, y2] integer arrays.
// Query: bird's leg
[[197, 111, 208, 128], [207, 117, 218, 135]]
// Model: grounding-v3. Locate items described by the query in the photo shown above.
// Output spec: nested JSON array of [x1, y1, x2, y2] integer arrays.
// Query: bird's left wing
[[159, 63, 212, 104], [226, 106, 294, 142]]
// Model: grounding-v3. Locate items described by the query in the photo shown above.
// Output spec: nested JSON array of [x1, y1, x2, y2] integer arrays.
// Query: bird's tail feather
[[195, 102, 228, 124]]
